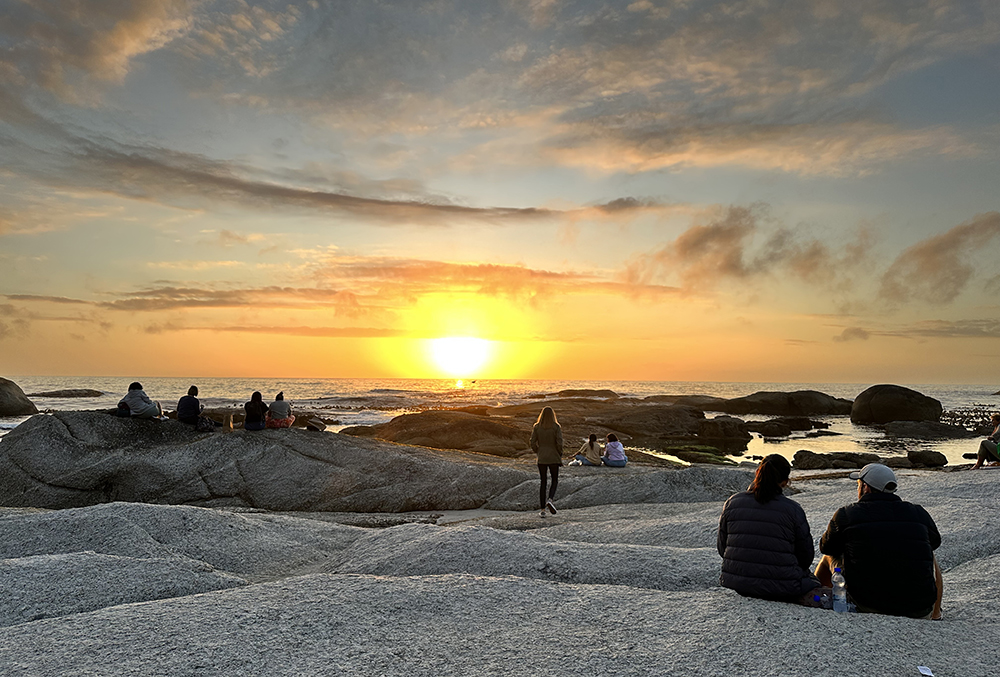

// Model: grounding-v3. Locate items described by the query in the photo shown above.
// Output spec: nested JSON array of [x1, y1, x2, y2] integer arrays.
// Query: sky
[[1, 0, 1000, 383]]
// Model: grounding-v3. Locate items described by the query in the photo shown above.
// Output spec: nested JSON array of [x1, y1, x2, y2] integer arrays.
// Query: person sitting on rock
[[815, 463, 943, 619], [176, 385, 203, 425], [118, 382, 162, 419], [602, 433, 627, 467], [243, 391, 269, 431], [718, 454, 827, 607], [972, 413, 1000, 469], [572, 433, 603, 466], [265, 391, 295, 428]]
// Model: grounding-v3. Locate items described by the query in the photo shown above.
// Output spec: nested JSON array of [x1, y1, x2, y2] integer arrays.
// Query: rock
[[0, 378, 38, 416], [883, 420, 976, 439], [883, 456, 914, 469], [804, 430, 842, 438], [0, 411, 750, 512], [851, 385, 942, 424], [792, 450, 882, 470], [718, 391, 853, 416], [697, 416, 752, 444], [907, 449, 948, 467], [642, 395, 729, 410], [26, 389, 105, 398], [547, 389, 619, 399], [341, 410, 528, 457], [606, 405, 704, 438], [746, 421, 792, 437], [793, 449, 831, 470]]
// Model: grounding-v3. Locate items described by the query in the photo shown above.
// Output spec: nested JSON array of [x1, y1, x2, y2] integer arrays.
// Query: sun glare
[[429, 337, 492, 377]]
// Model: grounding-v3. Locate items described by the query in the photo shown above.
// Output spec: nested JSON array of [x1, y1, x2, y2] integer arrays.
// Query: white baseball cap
[[849, 463, 898, 493]]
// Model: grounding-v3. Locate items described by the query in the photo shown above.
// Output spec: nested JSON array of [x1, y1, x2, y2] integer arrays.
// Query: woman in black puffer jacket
[[717, 454, 824, 605]]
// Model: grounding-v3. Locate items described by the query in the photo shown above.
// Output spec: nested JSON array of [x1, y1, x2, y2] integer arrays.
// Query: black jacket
[[176, 395, 201, 424], [819, 491, 940, 618], [717, 490, 819, 601]]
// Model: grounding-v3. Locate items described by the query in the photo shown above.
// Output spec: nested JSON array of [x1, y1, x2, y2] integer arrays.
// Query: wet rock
[[698, 416, 752, 445], [0, 378, 37, 416], [907, 449, 948, 467], [746, 421, 792, 437], [883, 456, 914, 469], [792, 450, 882, 470], [607, 405, 704, 438], [793, 450, 830, 470], [851, 384, 942, 424], [883, 420, 976, 439]]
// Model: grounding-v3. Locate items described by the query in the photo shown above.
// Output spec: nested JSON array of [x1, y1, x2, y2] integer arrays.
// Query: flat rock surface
[[0, 468, 997, 675]]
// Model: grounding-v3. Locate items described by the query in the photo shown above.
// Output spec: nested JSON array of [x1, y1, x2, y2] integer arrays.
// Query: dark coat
[[176, 395, 201, 424], [717, 490, 819, 601], [819, 491, 940, 618]]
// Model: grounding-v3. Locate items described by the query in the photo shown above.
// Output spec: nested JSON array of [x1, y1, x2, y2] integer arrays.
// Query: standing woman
[[717, 454, 824, 606], [530, 406, 563, 517]]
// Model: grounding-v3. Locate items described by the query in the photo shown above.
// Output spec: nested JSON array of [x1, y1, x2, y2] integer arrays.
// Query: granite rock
[[0, 377, 37, 416], [851, 384, 943, 424]]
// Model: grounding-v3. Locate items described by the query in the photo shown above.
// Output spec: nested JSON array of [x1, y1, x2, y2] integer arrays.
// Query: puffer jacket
[[118, 389, 159, 418], [529, 424, 563, 465], [717, 490, 819, 600], [819, 491, 940, 618]]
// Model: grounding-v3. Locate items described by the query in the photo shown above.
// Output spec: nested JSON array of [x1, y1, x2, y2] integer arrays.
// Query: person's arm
[[555, 426, 563, 456], [793, 503, 815, 570], [717, 500, 730, 558], [991, 424, 1000, 442], [529, 427, 539, 452], [139, 391, 153, 405], [921, 508, 942, 550], [818, 509, 844, 558]]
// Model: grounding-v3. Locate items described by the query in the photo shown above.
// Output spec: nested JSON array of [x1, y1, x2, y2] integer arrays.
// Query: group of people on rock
[[528, 406, 629, 519], [116, 382, 295, 430], [718, 454, 943, 620]]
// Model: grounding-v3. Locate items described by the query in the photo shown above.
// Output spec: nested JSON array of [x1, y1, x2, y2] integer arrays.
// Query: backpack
[[195, 416, 216, 432]]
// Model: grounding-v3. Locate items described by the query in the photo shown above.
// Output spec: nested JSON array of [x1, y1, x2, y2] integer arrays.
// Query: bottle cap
[[813, 595, 820, 601], [834, 567, 842, 572]]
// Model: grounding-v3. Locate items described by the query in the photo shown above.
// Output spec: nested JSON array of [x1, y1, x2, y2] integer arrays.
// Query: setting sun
[[429, 337, 492, 377]]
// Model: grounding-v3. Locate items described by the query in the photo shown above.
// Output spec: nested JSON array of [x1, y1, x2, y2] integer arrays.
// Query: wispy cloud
[[880, 212, 1000, 305]]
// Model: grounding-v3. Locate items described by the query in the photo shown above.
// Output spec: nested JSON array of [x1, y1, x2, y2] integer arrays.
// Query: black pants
[[538, 464, 559, 509], [979, 440, 1000, 463]]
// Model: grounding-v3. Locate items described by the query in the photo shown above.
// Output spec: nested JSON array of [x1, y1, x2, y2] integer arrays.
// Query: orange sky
[[2, 1, 1000, 383]]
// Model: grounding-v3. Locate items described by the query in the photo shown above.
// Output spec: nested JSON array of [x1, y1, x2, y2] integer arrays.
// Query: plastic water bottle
[[831, 567, 848, 613]]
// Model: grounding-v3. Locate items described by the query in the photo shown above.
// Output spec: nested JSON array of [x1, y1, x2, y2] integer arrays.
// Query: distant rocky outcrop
[[719, 391, 853, 416], [851, 384, 942, 424], [883, 420, 976, 439], [26, 389, 105, 398], [745, 417, 831, 438], [341, 410, 528, 456], [643, 391, 851, 415], [0, 378, 37, 416], [0, 411, 749, 512]]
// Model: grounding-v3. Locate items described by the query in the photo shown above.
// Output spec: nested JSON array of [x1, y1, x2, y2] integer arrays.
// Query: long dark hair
[[535, 406, 558, 427], [251, 391, 263, 403], [588, 433, 597, 450], [749, 454, 791, 504]]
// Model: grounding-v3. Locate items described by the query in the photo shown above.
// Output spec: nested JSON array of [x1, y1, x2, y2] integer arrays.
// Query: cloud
[[833, 327, 871, 342], [1, 0, 192, 101], [879, 212, 1000, 305]]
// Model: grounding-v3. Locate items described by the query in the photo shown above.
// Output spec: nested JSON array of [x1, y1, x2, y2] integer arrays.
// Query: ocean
[[3, 376, 998, 466]]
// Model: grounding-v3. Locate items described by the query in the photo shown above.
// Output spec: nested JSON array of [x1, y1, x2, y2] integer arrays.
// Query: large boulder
[[0, 411, 750, 512], [341, 410, 528, 456], [792, 450, 882, 470], [851, 385, 942, 424], [907, 450, 948, 468], [0, 378, 37, 416], [697, 416, 752, 444]]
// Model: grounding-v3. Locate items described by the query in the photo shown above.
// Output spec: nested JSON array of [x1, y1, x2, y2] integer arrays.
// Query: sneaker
[[546, 498, 557, 515], [539, 510, 548, 518]]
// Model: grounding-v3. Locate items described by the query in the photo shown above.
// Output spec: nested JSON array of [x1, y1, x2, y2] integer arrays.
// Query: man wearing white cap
[[814, 463, 943, 619]]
